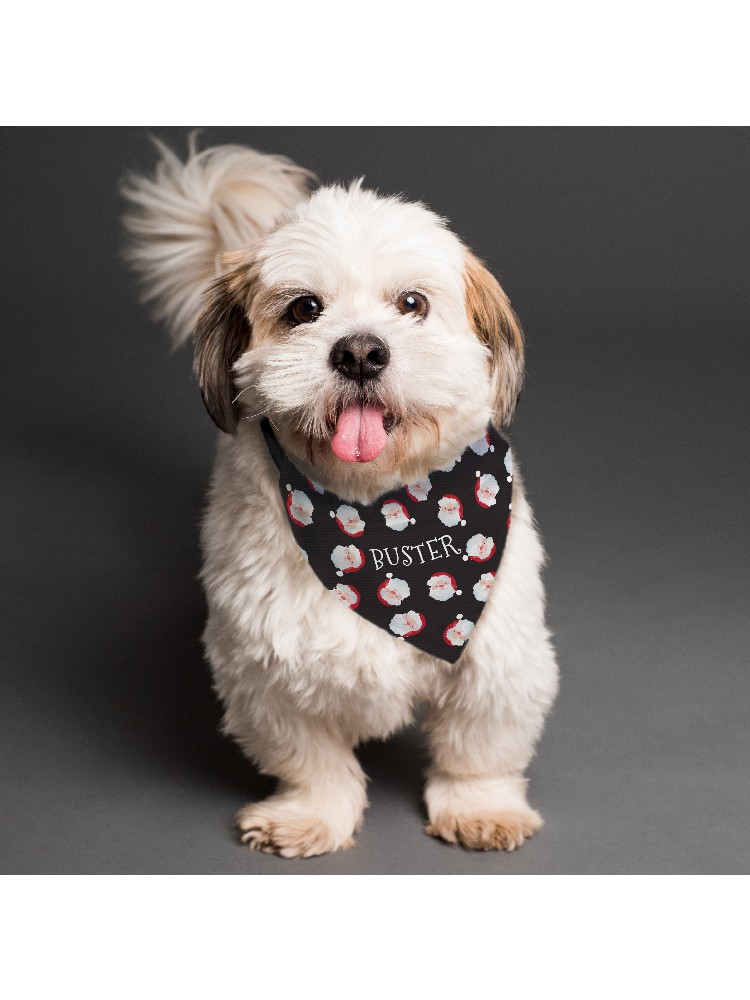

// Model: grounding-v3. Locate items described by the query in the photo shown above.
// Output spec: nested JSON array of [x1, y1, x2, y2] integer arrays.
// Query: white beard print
[[389, 611, 425, 637], [476, 473, 499, 507], [334, 504, 365, 536], [377, 576, 410, 606], [465, 533, 495, 561], [437, 495, 463, 527], [288, 489, 313, 525], [427, 573, 459, 602], [473, 572, 495, 602], [331, 583, 359, 608], [330, 544, 364, 574], [405, 478, 432, 502], [444, 618, 475, 646], [382, 501, 412, 531]]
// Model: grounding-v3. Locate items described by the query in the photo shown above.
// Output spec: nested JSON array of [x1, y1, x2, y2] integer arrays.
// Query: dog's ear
[[463, 250, 525, 426], [193, 256, 253, 433]]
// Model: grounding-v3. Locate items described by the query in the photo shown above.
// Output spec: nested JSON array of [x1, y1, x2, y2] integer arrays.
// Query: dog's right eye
[[289, 296, 323, 324]]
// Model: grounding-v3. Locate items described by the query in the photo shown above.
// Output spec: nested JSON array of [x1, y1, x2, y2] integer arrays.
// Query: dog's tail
[[121, 135, 317, 348]]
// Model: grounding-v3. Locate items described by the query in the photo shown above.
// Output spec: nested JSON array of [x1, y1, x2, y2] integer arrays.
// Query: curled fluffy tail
[[121, 136, 316, 347]]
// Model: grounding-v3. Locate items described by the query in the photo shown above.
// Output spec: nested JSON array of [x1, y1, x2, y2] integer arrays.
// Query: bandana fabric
[[261, 421, 513, 663]]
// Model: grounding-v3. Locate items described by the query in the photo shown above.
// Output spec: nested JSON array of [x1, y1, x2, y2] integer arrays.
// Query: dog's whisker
[[232, 385, 254, 404], [242, 405, 273, 422]]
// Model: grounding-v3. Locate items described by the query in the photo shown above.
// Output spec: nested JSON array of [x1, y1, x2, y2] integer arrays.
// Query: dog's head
[[194, 182, 523, 500]]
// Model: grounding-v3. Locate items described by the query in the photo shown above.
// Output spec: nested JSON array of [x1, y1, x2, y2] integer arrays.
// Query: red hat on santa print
[[474, 471, 500, 508], [389, 610, 426, 638], [443, 614, 475, 647], [330, 544, 365, 576], [381, 499, 416, 531], [331, 582, 360, 609], [286, 485, 314, 527], [437, 493, 466, 527], [331, 503, 366, 537], [376, 573, 410, 606], [427, 571, 462, 601], [405, 478, 432, 502]]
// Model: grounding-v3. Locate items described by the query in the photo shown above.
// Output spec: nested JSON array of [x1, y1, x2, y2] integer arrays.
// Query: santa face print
[[331, 583, 360, 608], [377, 575, 410, 606], [286, 488, 313, 526], [267, 416, 512, 663], [332, 504, 365, 537], [427, 572, 461, 601], [475, 473, 500, 508], [469, 431, 494, 456], [464, 533, 496, 562], [381, 500, 414, 532], [389, 611, 426, 638], [330, 544, 365, 575], [443, 616, 475, 647], [405, 478, 432, 502], [473, 571, 495, 602], [437, 494, 465, 527]]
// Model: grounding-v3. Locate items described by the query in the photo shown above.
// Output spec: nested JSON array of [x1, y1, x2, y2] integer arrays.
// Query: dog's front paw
[[236, 797, 357, 859], [425, 808, 542, 851], [424, 774, 542, 852]]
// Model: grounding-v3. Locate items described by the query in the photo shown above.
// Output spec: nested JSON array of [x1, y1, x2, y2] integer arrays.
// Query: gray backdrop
[[2, 128, 748, 874]]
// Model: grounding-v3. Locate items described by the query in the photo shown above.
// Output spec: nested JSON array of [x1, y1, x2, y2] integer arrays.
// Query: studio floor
[[2, 128, 748, 874]]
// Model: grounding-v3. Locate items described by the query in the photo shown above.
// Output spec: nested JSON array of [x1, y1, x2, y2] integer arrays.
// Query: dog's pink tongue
[[331, 404, 387, 463]]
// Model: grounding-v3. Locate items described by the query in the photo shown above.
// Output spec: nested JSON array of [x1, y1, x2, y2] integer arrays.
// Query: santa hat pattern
[[463, 533, 496, 562], [377, 574, 410, 606], [405, 478, 432, 502], [473, 571, 495, 602], [427, 572, 461, 601], [268, 417, 512, 663], [389, 611, 426, 638], [330, 544, 365, 576], [331, 504, 365, 537], [437, 494, 466, 527], [286, 487, 313, 526], [475, 472, 500, 508], [331, 583, 360, 608], [443, 614, 476, 647], [381, 499, 416, 531]]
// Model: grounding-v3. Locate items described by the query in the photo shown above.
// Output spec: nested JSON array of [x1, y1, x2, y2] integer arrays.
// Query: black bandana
[[261, 421, 513, 663]]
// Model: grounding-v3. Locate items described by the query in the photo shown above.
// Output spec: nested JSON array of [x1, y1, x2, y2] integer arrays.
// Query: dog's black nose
[[330, 334, 390, 383]]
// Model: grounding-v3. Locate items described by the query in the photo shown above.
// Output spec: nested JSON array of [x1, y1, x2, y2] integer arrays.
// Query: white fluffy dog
[[122, 139, 559, 857]]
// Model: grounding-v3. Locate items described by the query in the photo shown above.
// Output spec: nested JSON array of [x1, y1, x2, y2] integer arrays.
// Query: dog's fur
[[122, 139, 559, 857]]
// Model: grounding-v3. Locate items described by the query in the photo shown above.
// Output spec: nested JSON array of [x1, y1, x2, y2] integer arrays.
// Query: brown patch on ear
[[464, 250, 525, 426], [193, 262, 253, 433]]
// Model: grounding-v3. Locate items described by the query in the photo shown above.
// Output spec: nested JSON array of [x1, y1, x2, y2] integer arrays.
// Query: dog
[[122, 138, 559, 857]]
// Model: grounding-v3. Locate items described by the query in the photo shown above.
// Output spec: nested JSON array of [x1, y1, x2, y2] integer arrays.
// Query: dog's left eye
[[289, 296, 323, 324], [396, 291, 428, 318]]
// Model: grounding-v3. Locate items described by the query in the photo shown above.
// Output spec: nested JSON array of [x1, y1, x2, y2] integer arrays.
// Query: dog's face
[[194, 183, 523, 501]]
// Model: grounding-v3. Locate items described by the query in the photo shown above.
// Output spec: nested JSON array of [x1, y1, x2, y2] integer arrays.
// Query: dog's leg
[[424, 632, 558, 852], [233, 708, 368, 859]]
